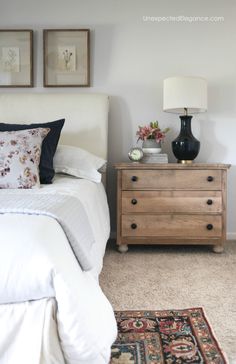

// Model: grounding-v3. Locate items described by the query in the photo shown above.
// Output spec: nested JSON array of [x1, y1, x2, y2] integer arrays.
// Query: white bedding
[[1, 175, 110, 279], [0, 176, 117, 363], [41, 175, 111, 276]]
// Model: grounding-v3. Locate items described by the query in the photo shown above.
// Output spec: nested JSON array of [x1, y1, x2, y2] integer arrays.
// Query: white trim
[[227, 232, 236, 240]]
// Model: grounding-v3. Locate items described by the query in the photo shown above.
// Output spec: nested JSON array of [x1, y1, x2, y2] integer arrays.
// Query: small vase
[[142, 139, 162, 154]]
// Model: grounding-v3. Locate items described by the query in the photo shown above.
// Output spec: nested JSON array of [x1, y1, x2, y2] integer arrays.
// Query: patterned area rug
[[110, 307, 227, 364]]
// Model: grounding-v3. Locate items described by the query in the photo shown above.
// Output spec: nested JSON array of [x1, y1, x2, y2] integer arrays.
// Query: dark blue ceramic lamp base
[[172, 115, 200, 163]]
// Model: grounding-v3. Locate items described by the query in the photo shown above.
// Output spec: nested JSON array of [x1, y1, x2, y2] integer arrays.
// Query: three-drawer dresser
[[114, 163, 230, 253]]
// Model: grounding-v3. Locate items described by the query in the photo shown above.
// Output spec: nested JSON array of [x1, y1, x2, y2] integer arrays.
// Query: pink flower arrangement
[[136, 121, 170, 142]]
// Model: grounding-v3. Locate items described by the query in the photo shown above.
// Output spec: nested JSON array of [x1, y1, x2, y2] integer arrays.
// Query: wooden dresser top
[[114, 163, 231, 170]]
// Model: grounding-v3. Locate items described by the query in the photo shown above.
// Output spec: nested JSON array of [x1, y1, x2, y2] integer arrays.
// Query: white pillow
[[53, 145, 106, 183], [0, 128, 49, 189]]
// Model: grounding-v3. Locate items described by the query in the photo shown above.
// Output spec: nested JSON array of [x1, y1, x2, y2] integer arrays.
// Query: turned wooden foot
[[118, 244, 128, 253], [213, 244, 224, 253]]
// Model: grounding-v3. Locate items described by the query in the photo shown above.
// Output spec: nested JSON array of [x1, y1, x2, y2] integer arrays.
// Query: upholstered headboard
[[0, 93, 109, 159]]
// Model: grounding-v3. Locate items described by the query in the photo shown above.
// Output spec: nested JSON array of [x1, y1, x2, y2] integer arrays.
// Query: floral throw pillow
[[0, 128, 50, 189]]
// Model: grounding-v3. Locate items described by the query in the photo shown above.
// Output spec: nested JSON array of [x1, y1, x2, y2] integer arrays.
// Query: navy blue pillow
[[0, 119, 65, 184]]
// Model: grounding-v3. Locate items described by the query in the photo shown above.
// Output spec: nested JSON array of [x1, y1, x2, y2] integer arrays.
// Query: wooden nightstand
[[114, 163, 230, 253]]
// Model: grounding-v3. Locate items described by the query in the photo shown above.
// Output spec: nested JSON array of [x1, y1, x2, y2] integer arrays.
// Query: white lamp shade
[[163, 76, 207, 114]]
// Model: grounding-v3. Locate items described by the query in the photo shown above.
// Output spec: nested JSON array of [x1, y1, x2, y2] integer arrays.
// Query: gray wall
[[1, 0, 236, 237]]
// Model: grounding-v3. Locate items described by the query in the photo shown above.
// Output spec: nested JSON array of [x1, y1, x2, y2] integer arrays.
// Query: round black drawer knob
[[207, 224, 213, 230], [131, 223, 137, 229], [207, 176, 214, 182], [131, 199, 137, 205], [207, 199, 213, 205], [131, 176, 138, 182]]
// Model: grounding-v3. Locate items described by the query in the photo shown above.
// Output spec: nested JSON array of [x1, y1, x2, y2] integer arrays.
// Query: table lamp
[[163, 76, 207, 163]]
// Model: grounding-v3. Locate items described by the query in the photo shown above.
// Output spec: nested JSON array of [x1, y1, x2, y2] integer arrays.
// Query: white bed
[[0, 94, 117, 364]]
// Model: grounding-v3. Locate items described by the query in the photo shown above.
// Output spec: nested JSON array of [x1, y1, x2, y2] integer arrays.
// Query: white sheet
[[42, 175, 111, 277], [1, 175, 110, 278], [43, 175, 110, 275], [0, 176, 117, 363]]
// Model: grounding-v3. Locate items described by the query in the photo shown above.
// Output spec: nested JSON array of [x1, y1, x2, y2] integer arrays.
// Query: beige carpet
[[100, 240, 236, 363]]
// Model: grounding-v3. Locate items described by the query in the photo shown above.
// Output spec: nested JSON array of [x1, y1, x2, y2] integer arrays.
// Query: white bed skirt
[[0, 298, 65, 364]]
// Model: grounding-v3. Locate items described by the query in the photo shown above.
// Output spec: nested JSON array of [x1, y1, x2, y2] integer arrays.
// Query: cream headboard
[[0, 93, 109, 159]]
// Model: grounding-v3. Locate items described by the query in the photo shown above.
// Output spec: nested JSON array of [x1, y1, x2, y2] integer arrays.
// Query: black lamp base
[[172, 115, 200, 163]]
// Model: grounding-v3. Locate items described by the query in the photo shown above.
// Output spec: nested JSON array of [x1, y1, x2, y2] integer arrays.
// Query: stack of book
[[142, 153, 168, 163]]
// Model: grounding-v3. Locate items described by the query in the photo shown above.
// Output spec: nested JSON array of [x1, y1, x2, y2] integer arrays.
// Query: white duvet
[[0, 176, 117, 364]]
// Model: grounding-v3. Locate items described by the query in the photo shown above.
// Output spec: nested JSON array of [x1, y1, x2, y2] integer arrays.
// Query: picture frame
[[43, 29, 90, 87], [0, 30, 33, 87]]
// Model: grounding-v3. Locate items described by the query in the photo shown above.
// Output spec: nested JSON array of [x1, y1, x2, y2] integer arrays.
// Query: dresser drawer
[[121, 214, 222, 238], [122, 170, 222, 190], [122, 191, 222, 213]]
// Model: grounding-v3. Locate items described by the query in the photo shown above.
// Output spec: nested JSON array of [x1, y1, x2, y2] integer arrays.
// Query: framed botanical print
[[0, 30, 33, 87], [43, 29, 90, 87]]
